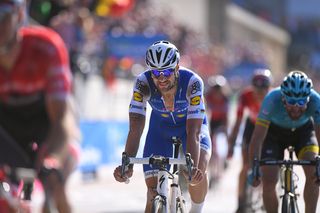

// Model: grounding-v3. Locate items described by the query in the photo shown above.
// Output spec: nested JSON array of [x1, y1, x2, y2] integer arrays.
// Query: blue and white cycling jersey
[[258, 87, 320, 129], [129, 67, 211, 177]]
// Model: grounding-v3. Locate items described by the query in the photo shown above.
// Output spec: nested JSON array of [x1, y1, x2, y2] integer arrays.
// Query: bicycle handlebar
[[121, 152, 194, 181], [252, 156, 320, 182], [0, 166, 36, 183]]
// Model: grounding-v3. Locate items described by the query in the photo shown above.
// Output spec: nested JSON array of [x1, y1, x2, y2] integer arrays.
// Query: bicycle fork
[[281, 165, 299, 212]]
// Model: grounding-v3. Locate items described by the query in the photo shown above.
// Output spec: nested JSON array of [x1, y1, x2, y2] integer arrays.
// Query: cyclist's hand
[[247, 170, 261, 187], [188, 167, 203, 186], [113, 165, 133, 183]]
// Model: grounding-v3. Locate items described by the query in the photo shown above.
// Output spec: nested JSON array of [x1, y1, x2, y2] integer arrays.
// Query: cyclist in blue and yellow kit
[[113, 41, 211, 213], [249, 71, 320, 213]]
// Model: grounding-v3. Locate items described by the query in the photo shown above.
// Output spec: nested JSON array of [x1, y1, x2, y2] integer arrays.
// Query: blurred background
[[24, 0, 320, 212]]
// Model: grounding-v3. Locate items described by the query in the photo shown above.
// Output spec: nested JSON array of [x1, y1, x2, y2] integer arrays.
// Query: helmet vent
[[163, 48, 171, 63], [148, 50, 156, 65], [155, 49, 162, 64], [299, 81, 304, 89], [290, 80, 295, 88]]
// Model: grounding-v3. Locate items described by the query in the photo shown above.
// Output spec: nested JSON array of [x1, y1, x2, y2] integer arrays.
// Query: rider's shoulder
[[20, 26, 66, 49], [309, 89, 320, 103], [264, 87, 281, 99], [179, 67, 204, 84]]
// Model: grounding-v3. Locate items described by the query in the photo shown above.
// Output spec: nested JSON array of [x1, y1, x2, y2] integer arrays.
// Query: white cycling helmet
[[145, 40, 180, 70], [280, 71, 313, 99], [251, 68, 272, 88]]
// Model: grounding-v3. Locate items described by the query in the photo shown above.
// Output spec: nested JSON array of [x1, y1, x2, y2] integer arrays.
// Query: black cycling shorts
[[210, 119, 225, 135], [260, 120, 318, 160], [0, 126, 34, 168]]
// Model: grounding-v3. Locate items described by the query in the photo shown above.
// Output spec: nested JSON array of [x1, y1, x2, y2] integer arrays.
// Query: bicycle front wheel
[[152, 195, 167, 213], [281, 194, 297, 213]]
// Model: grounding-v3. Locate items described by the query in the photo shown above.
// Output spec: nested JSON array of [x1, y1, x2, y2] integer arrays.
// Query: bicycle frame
[[121, 137, 192, 213], [253, 146, 320, 213], [155, 166, 184, 212]]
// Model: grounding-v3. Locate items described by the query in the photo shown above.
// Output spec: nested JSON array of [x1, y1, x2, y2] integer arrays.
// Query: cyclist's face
[[151, 66, 178, 92], [0, 3, 21, 52], [253, 86, 269, 101], [283, 98, 307, 120]]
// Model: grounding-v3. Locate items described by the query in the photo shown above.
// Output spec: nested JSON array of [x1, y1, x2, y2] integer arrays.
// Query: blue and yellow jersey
[[129, 67, 207, 125]]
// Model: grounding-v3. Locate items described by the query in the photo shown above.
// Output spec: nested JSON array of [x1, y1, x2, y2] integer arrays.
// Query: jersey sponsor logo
[[190, 96, 201, 105], [129, 104, 145, 111], [262, 108, 269, 115], [191, 81, 201, 94], [177, 114, 186, 118], [176, 100, 188, 104], [188, 108, 205, 114], [161, 113, 169, 118], [150, 98, 162, 103], [133, 91, 143, 102], [135, 79, 144, 92]]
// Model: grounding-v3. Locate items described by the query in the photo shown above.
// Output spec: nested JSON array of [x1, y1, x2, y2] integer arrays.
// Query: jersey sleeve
[[236, 92, 246, 119], [256, 91, 274, 126], [187, 74, 206, 120], [45, 28, 72, 100], [129, 73, 150, 116], [310, 90, 320, 124]]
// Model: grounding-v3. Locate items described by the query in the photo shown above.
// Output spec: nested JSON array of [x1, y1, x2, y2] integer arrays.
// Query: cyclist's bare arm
[[314, 124, 320, 146], [186, 118, 204, 184], [228, 115, 242, 155], [248, 121, 269, 166], [186, 118, 202, 166], [125, 112, 146, 157], [38, 98, 72, 166], [114, 112, 145, 182]]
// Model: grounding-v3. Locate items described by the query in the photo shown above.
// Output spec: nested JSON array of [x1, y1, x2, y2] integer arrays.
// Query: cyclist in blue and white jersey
[[249, 71, 320, 213], [113, 40, 211, 213]]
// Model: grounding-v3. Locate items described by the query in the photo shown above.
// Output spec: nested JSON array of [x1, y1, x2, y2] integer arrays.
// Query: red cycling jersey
[[0, 26, 71, 102], [236, 87, 261, 123], [205, 90, 228, 122], [0, 26, 72, 146]]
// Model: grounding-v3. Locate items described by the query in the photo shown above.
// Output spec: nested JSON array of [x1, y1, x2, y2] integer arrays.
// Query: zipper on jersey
[[161, 96, 177, 124], [170, 112, 177, 124]]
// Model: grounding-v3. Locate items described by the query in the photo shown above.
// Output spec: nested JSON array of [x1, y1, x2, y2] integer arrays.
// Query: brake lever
[[121, 152, 128, 178], [252, 158, 260, 180], [315, 156, 320, 183], [185, 153, 193, 181]]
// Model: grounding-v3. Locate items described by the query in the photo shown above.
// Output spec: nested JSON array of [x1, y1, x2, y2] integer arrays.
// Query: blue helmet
[[280, 71, 313, 99]]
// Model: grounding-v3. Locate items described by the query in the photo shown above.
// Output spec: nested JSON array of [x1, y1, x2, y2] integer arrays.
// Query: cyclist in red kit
[[205, 75, 230, 188], [0, 0, 80, 212], [228, 69, 272, 213]]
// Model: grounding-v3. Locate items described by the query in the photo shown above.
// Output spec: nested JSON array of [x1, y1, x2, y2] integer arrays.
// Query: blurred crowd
[[25, 0, 270, 91], [25, 0, 320, 93]]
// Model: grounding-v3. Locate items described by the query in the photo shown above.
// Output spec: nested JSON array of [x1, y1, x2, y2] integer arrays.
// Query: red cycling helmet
[[251, 69, 272, 88]]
